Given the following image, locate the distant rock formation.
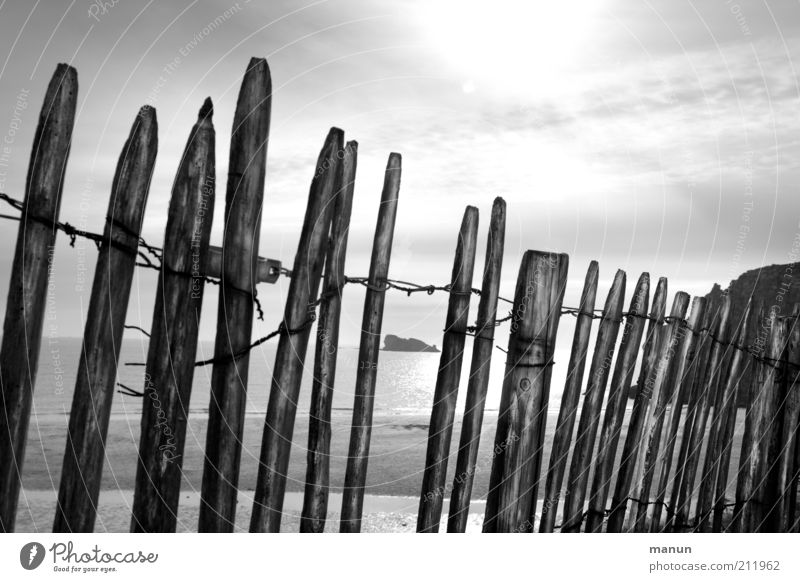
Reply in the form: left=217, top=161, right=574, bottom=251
left=382, top=334, right=439, bottom=353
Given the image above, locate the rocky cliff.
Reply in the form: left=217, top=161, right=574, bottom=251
left=383, top=334, right=439, bottom=352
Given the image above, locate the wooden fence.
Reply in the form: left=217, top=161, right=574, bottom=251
left=0, top=60, right=799, bottom=533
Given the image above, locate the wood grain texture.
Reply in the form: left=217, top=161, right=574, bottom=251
left=340, top=153, right=401, bottom=533
left=627, top=291, right=690, bottom=532
left=670, top=297, right=731, bottom=532
left=199, top=57, right=270, bottom=532
left=131, top=99, right=215, bottom=533
left=54, top=105, right=157, bottom=533
left=250, top=127, right=343, bottom=532
left=649, top=296, right=706, bottom=531
left=0, top=64, right=77, bottom=532
left=416, top=206, right=479, bottom=533
left=300, top=140, right=358, bottom=533
left=775, top=304, right=800, bottom=532
left=585, top=272, right=650, bottom=532
left=538, top=261, right=599, bottom=533
left=560, top=270, right=625, bottom=532
left=483, top=250, right=569, bottom=533
left=606, top=277, right=667, bottom=532
left=446, top=198, right=506, bottom=533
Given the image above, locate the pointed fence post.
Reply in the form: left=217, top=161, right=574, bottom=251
left=538, top=261, right=599, bottom=533
left=250, top=128, right=343, bottom=533
left=301, top=140, right=358, bottom=533
left=340, top=153, right=401, bottom=533
left=131, top=99, right=215, bottom=533
left=606, top=277, right=667, bottom=532
left=447, top=197, right=506, bottom=533
left=54, top=106, right=158, bottom=533
left=417, top=206, right=479, bottom=533
left=199, top=57, right=271, bottom=532
left=0, top=64, right=77, bottom=532
left=585, top=272, right=650, bottom=532
left=560, top=270, right=625, bottom=533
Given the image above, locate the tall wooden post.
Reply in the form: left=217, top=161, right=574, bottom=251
left=671, top=297, right=731, bottom=532
left=340, top=153, right=401, bottom=533
left=417, top=206, right=479, bottom=533
left=0, top=64, right=77, bottom=532
left=628, top=292, right=690, bottom=532
left=708, top=302, right=754, bottom=532
left=538, top=261, right=599, bottom=533
left=301, top=141, right=358, bottom=533
left=606, top=277, right=667, bottom=532
left=54, top=106, right=158, bottom=532
left=250, top=128, right=343, bottom=533
left=199, top=58, right=271, bottom=532
left=649, top=296, right=706, bottom=531
left=483, top=250, right=569, bottom=533
left=776, top=304, right=800, bottom=532
left=560, top=270, right=625, bottom=532
left=585, top=272, right=650, bottom=532
left=131, top=99, right=215, bottom=532
left=447, top=197, right=506, bottom=533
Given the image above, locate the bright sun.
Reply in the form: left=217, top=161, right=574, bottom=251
left=418, top=0, right=603, bottom=98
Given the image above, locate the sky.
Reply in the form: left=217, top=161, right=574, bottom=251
left=0, top=0, right=799, bottom=346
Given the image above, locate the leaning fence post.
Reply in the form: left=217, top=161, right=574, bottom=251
left=739, top=313, right=786, bottom=532
left=585, top=272, right=650, bottom=532
left=130, top=99, right=215, bottom=533
left=250, top=128, right=343, bottom=533
left=538, top=261, right=599, bottom=533
left=446, top=197, right=506, bottom=533
left=707, top=301, right=754, bottom=532
left=54, top=106, right=158, bottom=533
left=606, top=277, right=667, bottom=532
left=483, top=250, right=569, bottom=533
left=300, top=140, right=358, bottom=533
left=776, top=304, right=800, bottom=532
left=649, top=296, right=706, bottom=532
left=417, top=206, right=479, bottom=533
left=199, top=58, right=271, bottom=532
left=0, top=64, right=77, bottom=532
left=560, top=270, right=626, bottom=533
left=671, top=297, right=730, bottom=532
left=627, top=291, right=690, bottom=532
left=340, top=153, right=401, bottom=533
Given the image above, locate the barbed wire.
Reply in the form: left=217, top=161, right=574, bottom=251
left=2, top=192, right=795, bottom=386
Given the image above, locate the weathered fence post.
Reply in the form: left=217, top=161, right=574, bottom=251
left=199, top=57, right=271, bottom=532
left=340, top=153, right=401, bottom=533
left=483, top=250, right=569, bottom=533
left=628, top=291, right=690, bottom=532
left=131, top=99, right=215, bottom=533
left=585, top=272, right=650, bottom=532
left=417, top=206, right=480, bottom=533
left=301, top=140, right=358, bottom=533
left=538, top=261, right=599, bottom=533
left=739, top=313, right=786, bottom=532
left=776, top=304, right=800, bottom=532
left=250, top=128, right=343, bottom=533
left=707, top=301, right=753, bottom=532
left=447, top=197, right=506, bottom=533
left=54, top=106, right=158, bottom=533
left=649, top=296, right=706, bottom=531
left=0, top=64, right=77, bottom=532
left=671, top=297, right=731, bottom=532
left=606, top=277, right=667, bottom=532
left=731, top=303, right=766, bottom=532
left=560, top=270, right=625, bottom=533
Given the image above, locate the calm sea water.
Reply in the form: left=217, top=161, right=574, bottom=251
left=32, top=336, right=577, bottom=421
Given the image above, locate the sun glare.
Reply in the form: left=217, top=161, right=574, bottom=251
left=418, top=0, right=603, bottom=98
